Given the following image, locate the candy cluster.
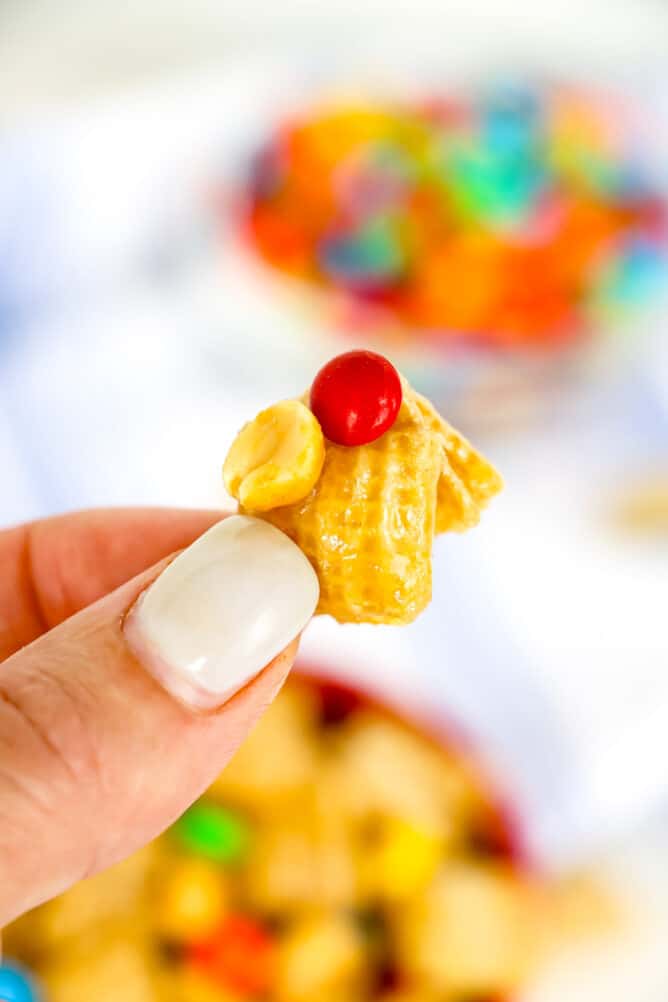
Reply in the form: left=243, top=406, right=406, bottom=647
left=243, top=86, right=667, bottom=348
left=5, top=676, right=534, bottom=1002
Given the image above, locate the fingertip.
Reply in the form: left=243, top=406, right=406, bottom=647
left=123, top=517, right=318, bottom=712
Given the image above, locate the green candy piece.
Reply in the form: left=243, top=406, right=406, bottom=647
left=356, top=217, right=405, bottom=277
left=173, top=802, right=250, bottom=863
left=440, top=138, right=542, bottom=227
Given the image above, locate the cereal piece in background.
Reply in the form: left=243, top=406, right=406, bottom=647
left=41, top=935, right=163, bottom=1002
left=541, top=872, right=620, bottom=948
left=154, top=858, right=227, bottom=943
left=329, top=712, right=481, bottom=838
left=21, top=846, right=156, bottom=955
left=395, top=862, right=538, bottom=994
left=208, top=685, right=321, bottom=810
left=275, top=913, right=367, bottom=1001
left=244, top=788, right=358, bottom=915
left=612, top=474, right=668, bottom=536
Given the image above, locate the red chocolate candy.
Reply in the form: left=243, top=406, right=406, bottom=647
left=310, top=350, right=402, bottom=447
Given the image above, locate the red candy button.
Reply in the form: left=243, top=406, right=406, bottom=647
left=310, top=350, right=402, bottom=446
left=188, top=915, right=275, bottom=996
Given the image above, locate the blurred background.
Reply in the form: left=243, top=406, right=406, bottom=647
left=1, top=1, right=668, bottom=1000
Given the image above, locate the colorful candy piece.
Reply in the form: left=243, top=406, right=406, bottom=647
left=481, top=85, right=539, bottom=159
left=188, top=915, right=275, bottom=995
left=156, top=858, right=227, bottom=942
left=599, top=237, right=666, bottom=307
left=319, top=217, right=405, bottom=288
left=0, top=963, right=40, bottom=1002
left=173, top=802, right=251, bottom=863
left=309, top=350, right=403, bottom=447
left=361, top=817, right=444, bottom=901
left=444, top=143, right=543, bottom=226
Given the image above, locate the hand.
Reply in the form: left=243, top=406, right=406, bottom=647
left=0, top=508, right=318, bottom=926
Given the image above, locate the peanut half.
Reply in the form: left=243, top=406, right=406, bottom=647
left=224, top=400, right=325, bottom=512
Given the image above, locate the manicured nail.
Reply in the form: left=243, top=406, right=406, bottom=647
left=124, top=515, right=319, bottom=710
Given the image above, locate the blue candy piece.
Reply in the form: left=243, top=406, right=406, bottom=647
left=481, top=85, right=540, bottom=158
left=444, top=142, right=544, bottom=226
left=591, top=238, right=666, bottom=315
left=611, top=239, right=666, bottom=304
left=319, top=217, right=405, bottom=286
left=0, top=962, right=40, bottom=1002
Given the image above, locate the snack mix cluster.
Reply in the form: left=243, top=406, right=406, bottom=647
left=223, top=350, right=502, bottom=625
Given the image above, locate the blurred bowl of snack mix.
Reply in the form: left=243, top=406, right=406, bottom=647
left=3, top=669, right=623, bottom=1002
left=208, top=77, right=667, bottom=431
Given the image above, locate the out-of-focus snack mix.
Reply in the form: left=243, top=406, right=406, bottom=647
left=242, top=86, right=667, bottom=350
left=613, top=473, right=668, bottom=536
left=3, top=675, right=616, bottom=1001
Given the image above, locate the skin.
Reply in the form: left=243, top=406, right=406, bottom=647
left=0, top=508, right=298, bottom=927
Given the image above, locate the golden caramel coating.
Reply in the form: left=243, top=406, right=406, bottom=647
left=412, top=388, right=504, bottom=534
left=241, top=381, right=502, bottom=624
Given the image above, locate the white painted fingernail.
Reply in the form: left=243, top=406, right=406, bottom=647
left=124, top=515, right=319, bottom=710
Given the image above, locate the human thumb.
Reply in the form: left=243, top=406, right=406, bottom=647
left=0, top=515, right=318, bottom=925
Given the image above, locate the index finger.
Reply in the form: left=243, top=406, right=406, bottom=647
left=0, top=508, right=223, bottom=660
